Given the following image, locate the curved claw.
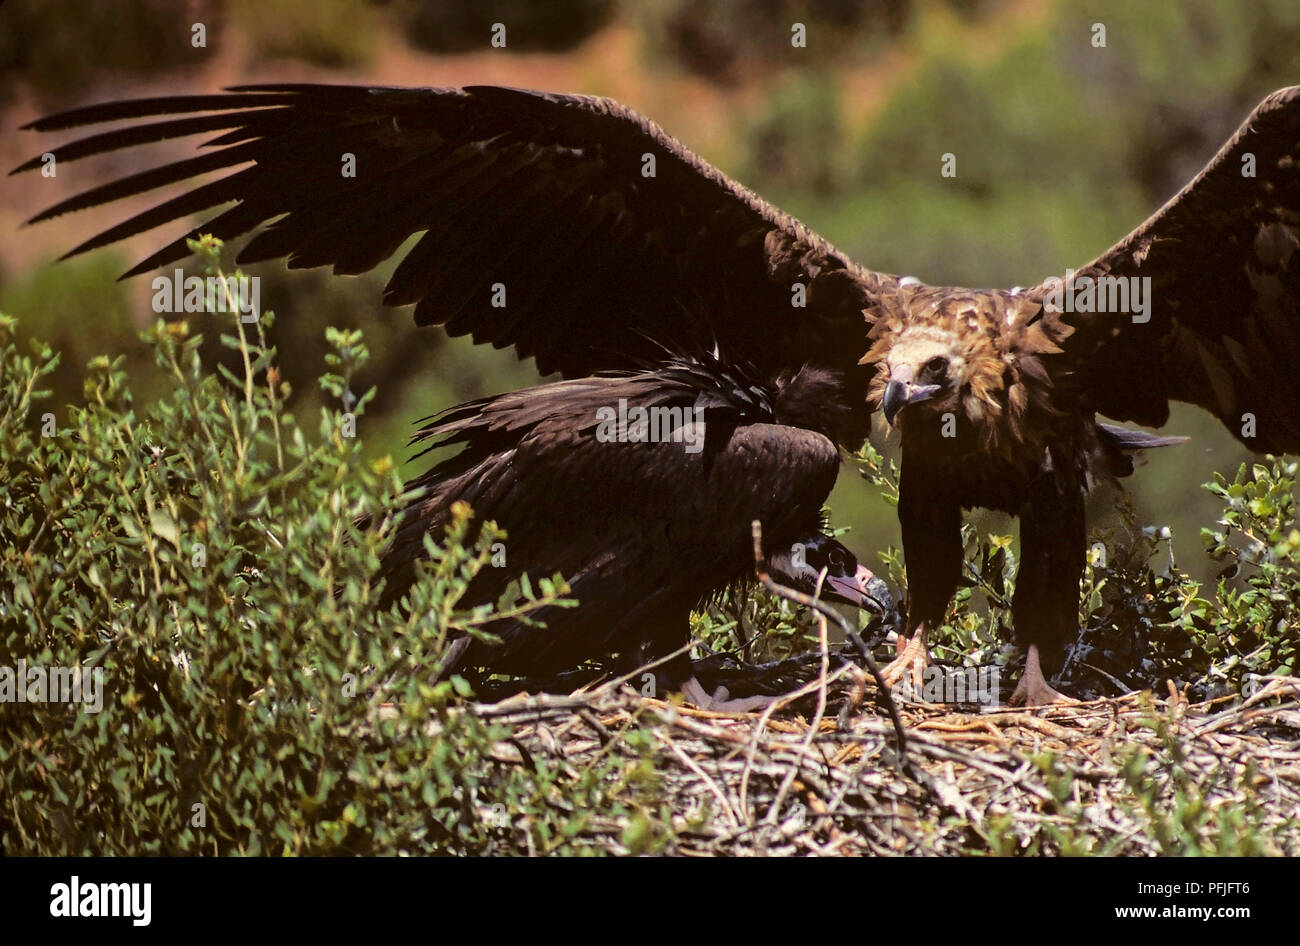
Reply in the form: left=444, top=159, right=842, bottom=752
left=878, top=626, right=929, bottom=692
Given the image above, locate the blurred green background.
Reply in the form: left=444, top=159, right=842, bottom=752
left=2, top=0, right=1298, bottom=590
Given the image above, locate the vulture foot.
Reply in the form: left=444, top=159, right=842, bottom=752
left=878, top=627, right=929, bottom=693
left=680, top=676, right=777, bottom=714
left=1007, top=644, right=1079, bottom=707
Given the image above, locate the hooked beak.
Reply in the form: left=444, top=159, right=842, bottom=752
left=824, top=565, right=894, bottom=614
left=881, top=367, right=941, bottom=427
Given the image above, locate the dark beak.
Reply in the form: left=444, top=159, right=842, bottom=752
left=881, top=381, right=907, bottom=426
left=882, top=380, right=940, bottom=426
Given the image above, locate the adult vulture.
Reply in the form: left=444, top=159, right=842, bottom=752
left=16, top=83, right=1300, bottom=704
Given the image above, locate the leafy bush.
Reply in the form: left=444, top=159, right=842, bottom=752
left=1194, top=460, right=1300, bottom=687
left=0, top=242, right=670, bottom=855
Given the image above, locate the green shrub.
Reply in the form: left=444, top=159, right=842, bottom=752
left=0, top=241, right=669, bottom=855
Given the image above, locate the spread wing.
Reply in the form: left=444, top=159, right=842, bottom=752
left=15, top=83, right=895, bottom=385
left=1036, top=86, right=1300, bottom=453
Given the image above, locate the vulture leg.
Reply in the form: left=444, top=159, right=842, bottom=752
left=880, top=623, right=930, bottom=691
left=1007, top=462, right=1086, bottom=706
left=609, top=612, right=770, bottom=710
left=1009, top=643, right=1079, bottom=707
left=682, top=546, right=890, bottom=713
left=882, top=463, right=963, bottom=691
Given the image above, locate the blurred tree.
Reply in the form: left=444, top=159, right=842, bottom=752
left=0, top=254, right=168, bottom=407
left=227, top=0, right=377, bottom=68
left=386, top=0, right=615, bottom=54
left=1052, top=0, right=1300, bottom=203
left=0, top=0, right=216, bottom=106
left=640, top=0, right=915, bottom=85
left=742, top=71, right=844, bottom=196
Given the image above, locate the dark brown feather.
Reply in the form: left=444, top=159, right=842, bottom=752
left=1038, top=86, right=1300, bottom=452
left=15, top=83, right=897, bottom=428
left=384, top=357, right=848, bottom=678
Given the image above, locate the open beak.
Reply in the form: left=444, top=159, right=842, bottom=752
left=825, top=565, right=894, bottom=614
left=881, top=375, right=941, bottom=426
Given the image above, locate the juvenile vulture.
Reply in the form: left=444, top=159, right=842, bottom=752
left=381, top=352, right=892, bottom=702
left=17, top=83, right=1300, bottom=704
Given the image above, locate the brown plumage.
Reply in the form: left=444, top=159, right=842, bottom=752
left=374, top=355, right=889, bottom=686
left=17, top=83, right=1300, bottom=703
left=866, top=286, right=1189, bottom=702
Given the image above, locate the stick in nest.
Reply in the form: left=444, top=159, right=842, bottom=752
left=750, top=520, right=907, bottom=756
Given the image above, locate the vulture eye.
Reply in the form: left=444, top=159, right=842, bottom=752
left=924, top=356, right=949, bottom=377
left=829, top=547, right=848, bottom=569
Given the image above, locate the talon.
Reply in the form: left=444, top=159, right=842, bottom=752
left=878, top=625, right=929, bottom=692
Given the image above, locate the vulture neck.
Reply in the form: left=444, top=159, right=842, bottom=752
left=772, top=364, right=867, bottom=449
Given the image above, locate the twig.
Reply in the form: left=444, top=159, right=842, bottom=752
left=764, top=571, right=833, bottom=830
left=750, top=519, right=907, bottom=756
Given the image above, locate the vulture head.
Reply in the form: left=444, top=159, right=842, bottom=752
left=766, top=535, right=894, bottom=615
left=866, top=290, right=1022, bottom=432
left=878, top=334, right=958, bottom=427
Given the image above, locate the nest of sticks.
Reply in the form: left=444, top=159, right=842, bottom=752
left=465, top=671, right=1300, bottom=855
left=440, top=526, right=1299, bottom=855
